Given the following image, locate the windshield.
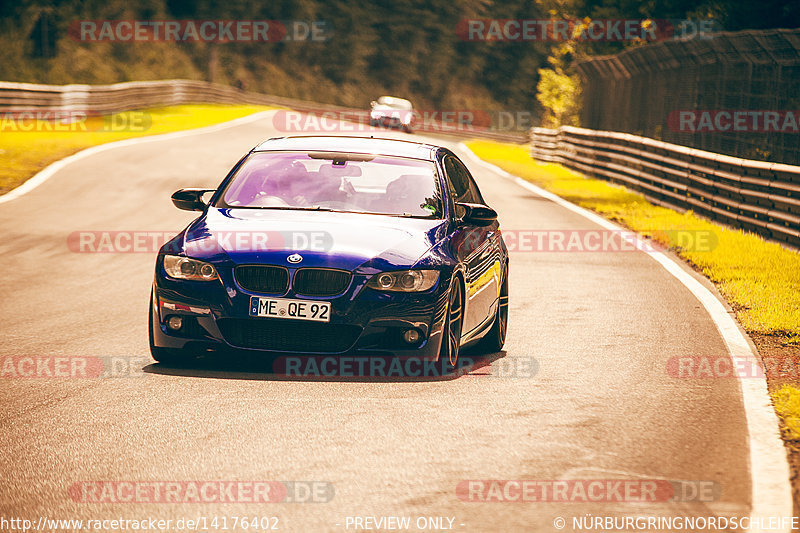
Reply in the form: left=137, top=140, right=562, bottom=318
left=216, top=151, right=443, bottom=218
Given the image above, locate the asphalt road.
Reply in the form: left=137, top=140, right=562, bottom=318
left=0, top=112, right=752, bottom=532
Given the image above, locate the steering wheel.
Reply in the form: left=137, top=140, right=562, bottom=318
left=249, top=194, right=291, bottom=207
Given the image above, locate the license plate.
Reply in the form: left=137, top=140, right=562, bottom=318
left=249, top=297, right=331, bottom=323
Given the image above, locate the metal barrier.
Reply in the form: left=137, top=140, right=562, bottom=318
left=531, top=126, right=800, bottom=248
left=575, top=29, right=800, bottom=165
left=0, top=79, right=525, bottom=143
left=0, top=79, right=334, bottom=113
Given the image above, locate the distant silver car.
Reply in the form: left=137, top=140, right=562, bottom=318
left=369, top=96, right=415, bottom=133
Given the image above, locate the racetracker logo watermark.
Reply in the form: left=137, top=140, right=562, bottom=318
left=67, top=231, right=333, bottom=253
left=668, top=110, right=800, bottom=133
left=273, top=356, right=538, bottom=379
left=465, top=229, right=717, bottom=253
left=456, top=19, right=717, bottom=42
left=69, top=20, right=329, bottom=42
left=0, top=356, right=148, bottom=379
left=0, top=110, right=151, bottom=133
left=273, top=109, right=539, bottom=133
left=69, top=481, right=333, bottom=503
left=456, top=479, right=719, bottom=502
left=667, top=356, right=800, bottom=379
left=273, top=109, right=493, bottom=133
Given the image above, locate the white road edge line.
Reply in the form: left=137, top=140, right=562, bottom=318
left=0, top=109, right=279, bottom=205
left=457, top=142, right=793, bottom=531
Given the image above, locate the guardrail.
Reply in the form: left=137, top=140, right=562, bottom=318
left=530, top=126, right=800, bottom=248
left=0, top=79, right=525, bottom=143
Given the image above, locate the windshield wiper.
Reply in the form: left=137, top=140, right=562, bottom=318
left=242, top=206, right=432, bottom=218
left=244, top=205, right=336, bottom=211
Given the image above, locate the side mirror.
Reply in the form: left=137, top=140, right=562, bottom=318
left=456, top=202, right=497, bottom=227
left=171, top=188, right=215, bottom=211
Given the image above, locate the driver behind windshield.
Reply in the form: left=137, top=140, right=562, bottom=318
left=259, top=161, right=314, bottom=205
left=219, top=152, right=441, bottom=218
left=260, top=161, right=348, bottom=207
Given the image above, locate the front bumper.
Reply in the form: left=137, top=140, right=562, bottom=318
left=151, top=262, right=450, bottom=359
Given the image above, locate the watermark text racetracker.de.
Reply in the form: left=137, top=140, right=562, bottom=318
left=67, top=229, right=717, bottom=254
left=0, top=110, right=151, bottom=133
left=69, top=20, right=329, bottom=42
left=668, top=109, right=800, bottom=133
left=273, top=355, right=538, bottom=379
left=456, top=18, right=717, bottom=42
left=271, top=109, right=537, bottom=133
left=67, top=230, right=333, bottom=253
left=457, top=479, right=720, bottom=502
left=470, top=229, right=717, bottom=253
left=667, top=355, right=800, bottom=379
left=1, top=356, right=149, bottom=379
left=69, top=481, right=333, bottom=503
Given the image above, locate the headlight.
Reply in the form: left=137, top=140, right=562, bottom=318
left=367, top=270, right=439, bottom=292
left=163, top=255, right=218, bottom=281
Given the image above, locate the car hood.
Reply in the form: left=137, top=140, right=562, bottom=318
left=182, top=208, right=446, bottom=272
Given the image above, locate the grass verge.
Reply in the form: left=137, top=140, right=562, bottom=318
left=775, top=385, right=800, bottom=439
left=0, top=104, right=273, bottom=195
left=467, top=139, right=800, bottom=506
left=466, top=140, right=800, bottom=337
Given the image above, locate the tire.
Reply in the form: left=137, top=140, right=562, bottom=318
left=148, top=290, right=193, bottom=366
left=402, top=124, right=413, bottom=134
left=438, top=278, right=464, bottom=368
left=476, top=266, right=509, bottom=354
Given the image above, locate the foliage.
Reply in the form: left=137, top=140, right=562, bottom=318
left=536, top=43, right=581, bottom=127
left=1, top=0, right=798, bottom=125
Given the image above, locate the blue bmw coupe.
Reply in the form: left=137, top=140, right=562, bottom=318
left=150, top=136, right=509, bottom=367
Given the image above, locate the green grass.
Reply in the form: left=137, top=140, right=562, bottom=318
left=466, top=140, right=800, bottom=338
left=466, top=139, right=800, bottom=438
left=0, top=104, right=273, bottom=194
left=774, top=385, right=800, bottom=439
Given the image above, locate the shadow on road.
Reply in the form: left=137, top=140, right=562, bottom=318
left=142, top=349, right=508, bottom=383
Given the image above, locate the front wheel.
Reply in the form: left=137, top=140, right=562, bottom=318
left=439, top=279, right=464, bottom=368
left=476, top=266, right=508, bottom=353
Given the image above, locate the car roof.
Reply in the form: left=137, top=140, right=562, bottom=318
left=376, top=96, right=413, bottom=108
left=253, top=136, right=440, bottom=161
left=378, top=96, right=411, bottom=104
